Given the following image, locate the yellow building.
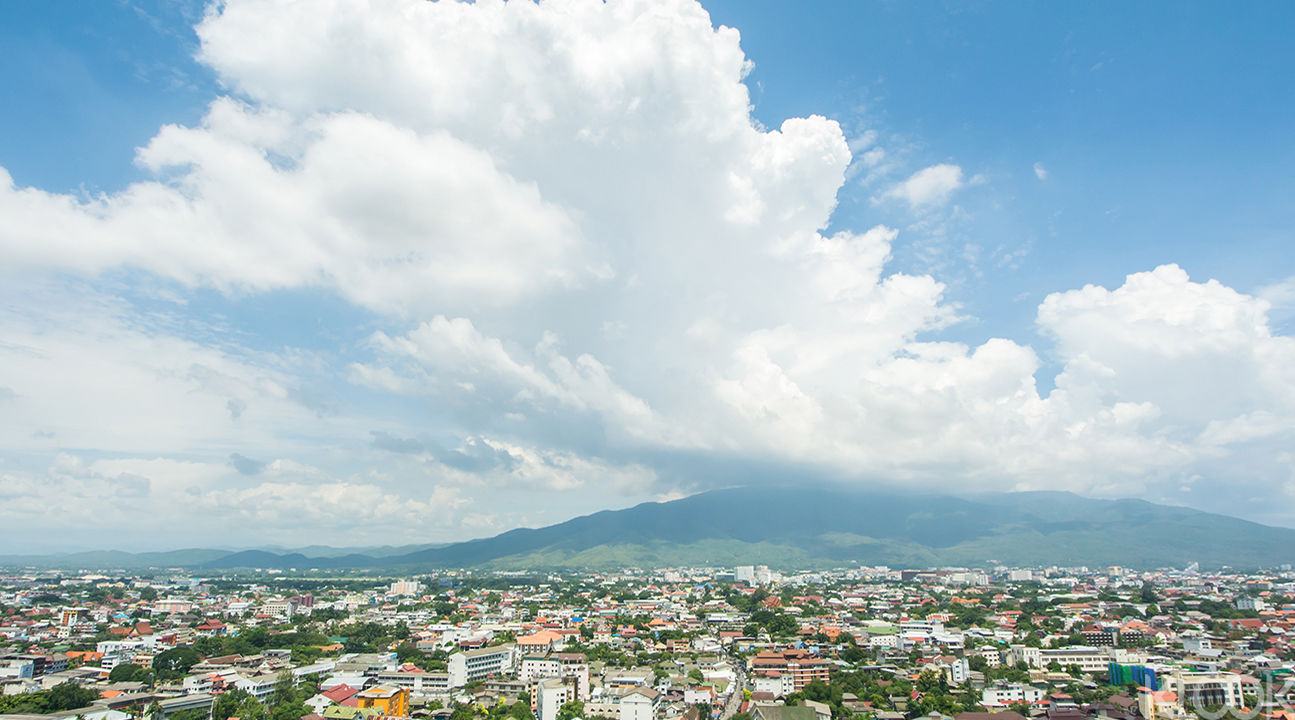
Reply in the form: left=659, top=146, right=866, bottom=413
left=355, top=686, right=410, bottom=718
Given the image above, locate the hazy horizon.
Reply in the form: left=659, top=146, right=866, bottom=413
left=0, top=484, right=1284, bottom=557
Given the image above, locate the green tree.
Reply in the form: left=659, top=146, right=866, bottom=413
left=840, top=645, right=867, bottom=664
left=237, top=697, right=267, bottom=720
left=214, top=689, right=252, bottom=720
left=270, top=701, right=310, bottom=720
left=46, top=683, right=101, bottom=712
left=241, top=626, right=272, bottom=649
left=139, top=587, right=159, bottom=601
left=272, top=670, right=297, bottom=707
left=392, top=621, right=411, bottom=641
left=801, top=680, right=831, bottom=704
left=152, top=646, right=201, bottom=678
left=915, top=670, right=948, bottom=695
left=395, top=643, right=426, bottom=665
left=504, top=701, right=533, bottom=720
left=557, top=701, right=585, bottom=720
left=108, top=663, right=150, bottom=683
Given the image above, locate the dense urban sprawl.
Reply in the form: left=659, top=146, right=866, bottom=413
left=0, top=565, right=1292, bottom=720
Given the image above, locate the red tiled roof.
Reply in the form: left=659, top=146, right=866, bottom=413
left=322, top=685, right=359, bottom=703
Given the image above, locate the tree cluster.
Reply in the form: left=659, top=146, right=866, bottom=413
left=0, top=682, right=101, bottom=714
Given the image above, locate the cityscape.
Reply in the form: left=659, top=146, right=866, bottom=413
left=2, top=3, right=1294, bottom=720
left=0, top=565, right=1292, bottom=720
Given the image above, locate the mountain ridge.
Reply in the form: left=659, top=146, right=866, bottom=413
left=3, top=487, right=1291, bottom=571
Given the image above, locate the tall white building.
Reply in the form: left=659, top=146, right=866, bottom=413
left=447, top=644, right=515, bottom=687
left=537, top=677, right=574, bottom=720
left=390, top=580, right=423, bottom=596
left=948, top=657, right=969, bottom=685
left=1019, top=646, right=1111, bottom=673
left=754, top=566, right=780, bottom=585
left=1162, top=671, right=1244, bottom=710
left=263, top=599, right=297, bottom=618
left=520, top=653, right=590, bottom=701
left=1236, top=597, right=1266, bottom=612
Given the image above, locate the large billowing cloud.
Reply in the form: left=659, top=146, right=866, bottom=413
left=0, top=0, right=1293, bottom=549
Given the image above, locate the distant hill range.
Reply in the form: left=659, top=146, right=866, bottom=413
left=5, top=487, right=1292, bottom=571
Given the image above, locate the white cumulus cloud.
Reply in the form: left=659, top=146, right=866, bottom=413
left=0, top=0, right=1294, bottom=546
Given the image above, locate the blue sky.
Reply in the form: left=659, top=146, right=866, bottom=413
left=713, top=0, right=1295, bottom=337
left=1, top=0, right=1294, bottom=551
left=6, top=1, right=1294, bottom=344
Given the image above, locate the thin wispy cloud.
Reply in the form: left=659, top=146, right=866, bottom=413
left=884, top=163, right=965, bottom=207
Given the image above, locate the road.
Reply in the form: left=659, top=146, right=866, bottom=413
left=720, top=660, right=747, bottom=720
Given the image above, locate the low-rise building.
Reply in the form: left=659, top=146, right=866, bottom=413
left=355, top=686, right=410, bottom=717
left=981, top=683, right=1045, bottom=708
left=618, top=687, right=659, bottom=720
left=749, top=650, right=830, bottom=691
